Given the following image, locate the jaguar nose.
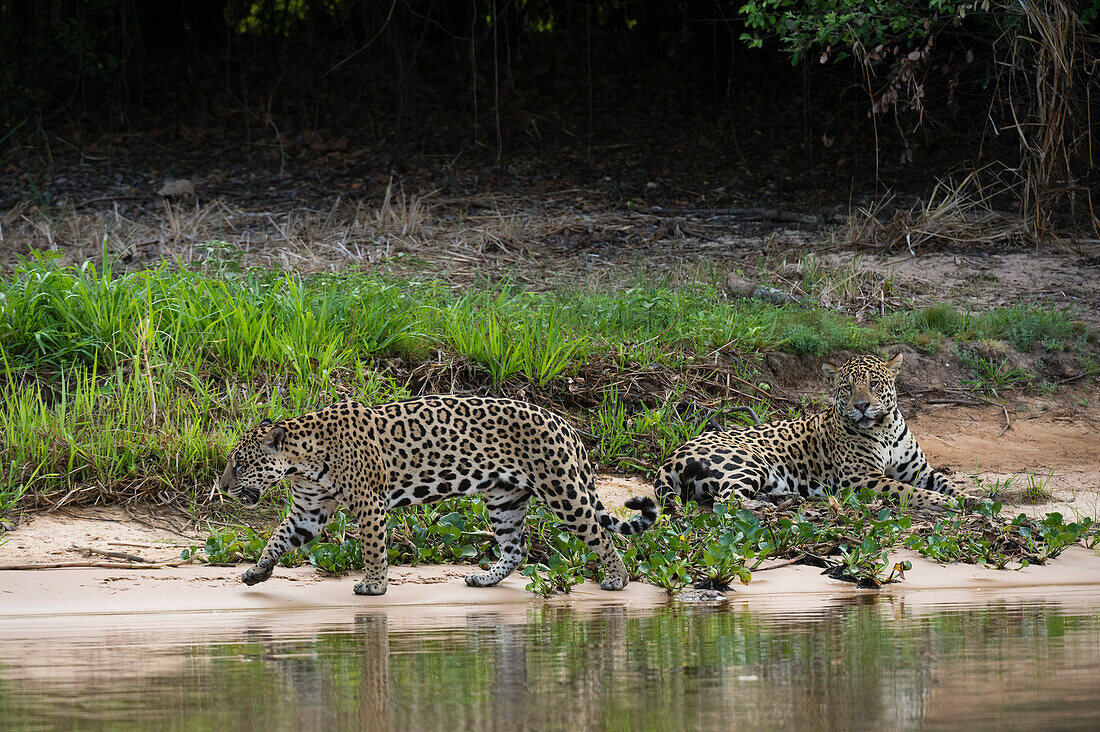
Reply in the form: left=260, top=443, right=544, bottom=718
left=853, top=400, right=871, bottom=414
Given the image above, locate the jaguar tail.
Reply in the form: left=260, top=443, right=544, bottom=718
left=598, top=496, right=659, bottom=536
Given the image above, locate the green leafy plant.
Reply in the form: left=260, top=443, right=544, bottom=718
left=521, top=556, right=586, bottom=597
left=192, top=486, right=1097, bottom=598
left=835, top=539, right=892, bottom=586
left=195, top=526, right=268, bottom=565
left=637, top=551, right=693, bottom=595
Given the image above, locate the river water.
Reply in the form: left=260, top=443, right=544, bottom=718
left=2, top=590, right=1099, bottom=730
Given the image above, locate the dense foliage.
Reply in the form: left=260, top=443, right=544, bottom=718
left=3, top=1, right=1094, bottom=233
left=3, top=0, right=1095, bottom=124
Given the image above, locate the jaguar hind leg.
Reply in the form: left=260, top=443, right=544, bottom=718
left=538, top=486, right=630, bottom=590
left=657, top=453, right=772, bottom=509
left=654, top=456, right=724, bottom=508
left=466, top=486, right=531, bottom=588
left=711, top=461, right=772, bottom=505
left=846, top=474, right=951, bottom=511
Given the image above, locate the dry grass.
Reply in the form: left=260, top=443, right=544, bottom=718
left=2, top=197, right=387, bottom=272
left=373, top=180, right=433, bottom=239
left=1001, top=0, right=1097, bottom=236
left=0, top=188, right=755, bottom=287
left=0, top=193, right=509, bottom=275
left=795, top=256, right=903, bottom=320
left=836, top=172, right=1032, bottom=253
left=760, top=238, right=906, bottom=320
left=843, top=0, right=1097, bottom=241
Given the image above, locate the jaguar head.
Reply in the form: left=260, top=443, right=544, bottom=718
left=821, top=354, right=902, bottom=430
left=219, top=419, right=290, bottom=505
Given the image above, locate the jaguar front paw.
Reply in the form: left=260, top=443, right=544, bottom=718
left=600, top=575, right=627, bottom=591
left=241, top=563, right=274, bottom=586
left=354, top=580, right=388, bottom=596
left=465, top=572, right=501, bottom=587
left=961, top=495, right=988, bottom=512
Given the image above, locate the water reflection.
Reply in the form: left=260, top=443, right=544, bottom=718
left=2, top=594, right=1099, bottom=730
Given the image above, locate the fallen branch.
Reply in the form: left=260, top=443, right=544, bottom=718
left=71, top=545, right=151, bottom=563
left=106, top=541, right=188, bottom=549
left=643, top=206, right=822, bottom=225
left=940, top=392, right=1011, bottom=435
left=753, top=554, right=808, bottom=572
left=0, top=559, right=195, bottom=571
left=1055, top=368, right=1100, bottom=385
left=998, top=403, right=1012, bottom=437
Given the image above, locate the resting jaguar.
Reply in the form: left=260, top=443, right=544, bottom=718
left=654, top=354, right=959, bottom=510
left=219, top=395, right=657, bottom=595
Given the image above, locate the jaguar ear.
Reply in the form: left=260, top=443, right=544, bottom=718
left=821, top=362, right=838, bottom=381
left=885, top=353, right=903, bottom=375
left=261, top=425, right=286, bottom=454
left=260, top=418, right=273, bottom=427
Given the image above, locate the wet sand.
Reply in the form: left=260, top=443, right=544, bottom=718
left=2, top=545, right=1098, bottom=624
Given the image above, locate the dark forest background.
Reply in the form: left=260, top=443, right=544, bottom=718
left=1, top=1, right=1096, bottom=235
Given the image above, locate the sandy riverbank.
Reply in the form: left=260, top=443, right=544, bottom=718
left=2, top=541, right=1098, bottom=622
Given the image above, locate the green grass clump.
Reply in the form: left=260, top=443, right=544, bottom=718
left=956, top=347, right=1030, bottom=396
left=590, top=387, right=711, bottom=471
left=1, top=256, right=1085, bottom=383
left=431, top=291, right=588, bottom=386
left=0, top=358, right=409, bottom=510
left=905, top=302, right=964, bottom=339
left=0, top=254, right=427, bottom=376
left=975, top=304, right=1084, bottom=352
left=888, top=302, right=1084, bottom=353
left=776, top=309, right=878, bottom=355
left=0, top=254, right=1093, bottom=518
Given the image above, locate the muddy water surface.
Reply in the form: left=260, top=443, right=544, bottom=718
left=2, top=591, right=1099, bottom=730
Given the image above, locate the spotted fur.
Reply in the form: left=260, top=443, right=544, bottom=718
left=219, top=395, right=657, bottom=595
left=654, top=354, right=958, bottom=510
